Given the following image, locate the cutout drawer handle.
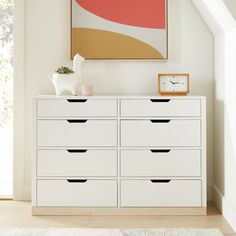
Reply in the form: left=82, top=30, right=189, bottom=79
left=151, top=149, right=171, bottom=153
left=67, top=99, right=87, bottom=103
left=150, top=99, right=170, bottom=103
left=67, top=179, right=88, bottom=183
left=151, top=180, right=171, bottom=183
left=67, top=120, right=88, bottom=123
left=150, top=120, right=171, bottom=123
left=67, top=149, right=87, bottom=153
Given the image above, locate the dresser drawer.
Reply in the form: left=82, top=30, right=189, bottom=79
left=37, top=180, right=117, bottom=207
left=121, top=120, right=201, bottom=147
left=37, top=120, right=117, bottom=147
left=37, top=99, right=117, bottom=117
left=121, top=180, right=202, bottom=207
left=121, top=150, right=201, bottom=177
left=121, top=99, right=201, bottom=117
left=37, top=150, right=117, bottom=177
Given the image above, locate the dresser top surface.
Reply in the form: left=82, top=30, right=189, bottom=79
left=34, top=95, right=206, bottom=100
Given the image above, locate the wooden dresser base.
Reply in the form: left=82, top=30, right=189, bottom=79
left=32, top=207, right=207, bottom=216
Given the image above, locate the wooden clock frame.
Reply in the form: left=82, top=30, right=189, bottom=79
left=158, top=73, right=190, bottom=96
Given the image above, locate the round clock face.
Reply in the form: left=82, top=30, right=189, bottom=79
left=160, top=75, right=188, bottom=93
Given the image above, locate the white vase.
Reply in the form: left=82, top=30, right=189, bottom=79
left=51, top=73, right=78, bottom=96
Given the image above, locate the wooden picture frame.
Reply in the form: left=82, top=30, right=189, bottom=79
left=71, top=0, right=168, bottom=60
left=158, top=74, right=190, bottom=96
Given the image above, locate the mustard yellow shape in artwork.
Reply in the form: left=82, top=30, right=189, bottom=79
left=71, top=28, right=164, bottom=59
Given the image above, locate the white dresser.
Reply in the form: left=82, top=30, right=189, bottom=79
left=32, top=95, right=206, bottom=215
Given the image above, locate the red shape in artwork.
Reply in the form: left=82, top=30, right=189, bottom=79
left=75, top=0, right=166, bottom=29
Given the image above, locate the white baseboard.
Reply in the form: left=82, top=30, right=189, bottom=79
left=213, top=185, right=236, bottom=231
left=212, top=185, right=222, bottom=211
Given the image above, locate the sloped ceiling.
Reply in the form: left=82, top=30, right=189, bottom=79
left=192, top=0, right=236, bottom=35
left=223, top=0, right=236, bottom=21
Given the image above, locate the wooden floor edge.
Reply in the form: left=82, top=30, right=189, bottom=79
left=32, top=207, right=207, bottom=216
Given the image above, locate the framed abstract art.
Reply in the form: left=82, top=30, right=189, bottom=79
left=71, top=0, right=168, bottom=60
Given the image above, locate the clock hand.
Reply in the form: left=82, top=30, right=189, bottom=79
left=170, top=81, right=180, bottom=85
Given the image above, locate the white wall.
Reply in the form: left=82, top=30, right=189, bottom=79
left=213, top=29, right=236, bottom=232
left=21, top=0, right=214, bottom=199
left=192, top=0, right=236, bottom=230
left=213, top=22, right=236, bottom=234
left=214, top=33, right=225, bottom=200
left=13, top=0, right=25, bottom=200
left=193, top=0, right=236, bottom=230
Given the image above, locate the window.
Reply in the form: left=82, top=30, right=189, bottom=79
left=0, top=0, right=13, bottom=198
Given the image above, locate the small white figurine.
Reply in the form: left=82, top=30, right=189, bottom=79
left=51, top=54, right=85, bottom=96
left=73, top=53, right=85, bottom=80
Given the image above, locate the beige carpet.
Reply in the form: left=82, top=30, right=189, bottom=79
left=0, top=228, right=224, bottom=236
